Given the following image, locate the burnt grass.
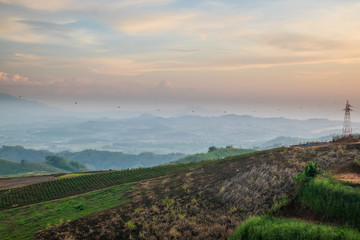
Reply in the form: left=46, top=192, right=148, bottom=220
left=37, top=143, right=360, bottom=240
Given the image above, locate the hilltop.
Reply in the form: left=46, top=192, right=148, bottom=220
left=1, top=141, right=360, bottom=239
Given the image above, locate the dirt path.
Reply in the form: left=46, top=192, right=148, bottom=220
left=336, top=173, right=360, bottom=183
left=0, top=176, right=55, bottom=190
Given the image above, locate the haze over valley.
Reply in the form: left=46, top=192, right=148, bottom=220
left=1, top=93, right=355, bottom=155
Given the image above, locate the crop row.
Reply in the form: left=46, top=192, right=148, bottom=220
left=0, top=161, right=208, bottom=209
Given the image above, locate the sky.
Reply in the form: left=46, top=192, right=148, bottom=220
left=1, top=0, right=360, bottom=120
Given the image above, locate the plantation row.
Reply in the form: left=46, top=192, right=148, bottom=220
left=0, top=161, right=208, bottom=209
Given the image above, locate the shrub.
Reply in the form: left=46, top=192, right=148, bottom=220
left=125, top=220, right=135, bottom=230
left=229, top=215, right=360, bottom=240
left=293, top=160, right=319, bottom=183
left=354, top=159, right=360, bottom=166
left=298, top=177, right=360, bottom=226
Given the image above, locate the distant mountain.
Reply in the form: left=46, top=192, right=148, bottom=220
left=0, top=93, right=66, bottom=124
left=0, top=145, right=186, bottom=171
left=259, top=135, right=334, bottom=149
left=0, top=93, right=353, bottom=153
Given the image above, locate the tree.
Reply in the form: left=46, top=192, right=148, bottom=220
left=208, top=146, right=217, bottom=153
left=45, top=155, right=71, bottom=171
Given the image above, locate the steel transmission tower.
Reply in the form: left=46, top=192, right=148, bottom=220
left=342, top=100, right=353, bottom=137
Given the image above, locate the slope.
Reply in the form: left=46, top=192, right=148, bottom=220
left=35, top=142, right=360, bottom=240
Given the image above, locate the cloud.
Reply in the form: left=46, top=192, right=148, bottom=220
left=0, top=18, right=44, bottom=43
left=169, top=48, right=200, bottom=53
left=117, top=12, right=199, bottom=35
left=14, top=53, right=41, bottom=60
left=0, top=0, right=72, bottom=11
left=0, top=72, right=42, bottom=86
left=156, top=80, right=173, bottom=91
left=261, top=32, right=345, bottom=52
left=116, top=10, right=249, bottom=38
left=0, top=0, right=173, bottom=11
left=86, top=57, right=159, bottom=76
left=0, top=16, right=98, bottom=46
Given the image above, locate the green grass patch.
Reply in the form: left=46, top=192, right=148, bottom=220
left=0, top=183, right=132, bottom=240
left=298, top=177, right=360, bottom=226
left=57, top=173, right=89, bottom=178
left=229, top=215, right=360, bottom=240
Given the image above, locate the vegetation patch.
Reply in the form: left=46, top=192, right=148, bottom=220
left=229, top=215, right=360, bottom=240
left=293, top=160, right=319, bottom=183
left=298, top=177, right=360, bottom=226
left=57, top=173, right=89, bottom=178
left=0, top=184, right=131, bottom=240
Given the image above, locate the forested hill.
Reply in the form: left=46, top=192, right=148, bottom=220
left=0, top=158, right=67, bottom=178
left=0, top=145, right=186, bottom=170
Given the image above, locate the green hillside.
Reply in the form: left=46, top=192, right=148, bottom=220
left=171, top=146, right=255, bottom=163
left=0, top=159, right=67, bottom=178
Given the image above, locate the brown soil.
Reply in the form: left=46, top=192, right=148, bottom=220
left=37, top=143, right=360, bottom=240
left=0, top=176, right=55, bottom=190
left=336, top=173, right=360, bottom=183
left=332, top=161, right=360, bottom=183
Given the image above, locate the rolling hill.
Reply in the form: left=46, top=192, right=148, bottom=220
left=1, top=141, right=360, bottom=239
left=0, top=145, right=186, bottom=171
left=0, top=158, right=68, bottom=178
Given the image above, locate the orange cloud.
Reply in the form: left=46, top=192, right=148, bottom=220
left=0, top=72, right=42, bottom=86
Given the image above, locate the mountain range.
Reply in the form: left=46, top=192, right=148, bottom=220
left=0, top=93, right=354, bottom=153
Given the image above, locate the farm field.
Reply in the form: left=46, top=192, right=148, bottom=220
left=0, top=160, right=210, bottom=209
left=0, top=184, right=131, bottom=240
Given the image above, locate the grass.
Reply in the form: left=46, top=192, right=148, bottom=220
left=57, top=173, right=89, bottom=178
left=0, top=183, right=132, bottom=240
left=229, top=215, right=360, bottom=240
left=298, top=177, right=360, bottom=226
